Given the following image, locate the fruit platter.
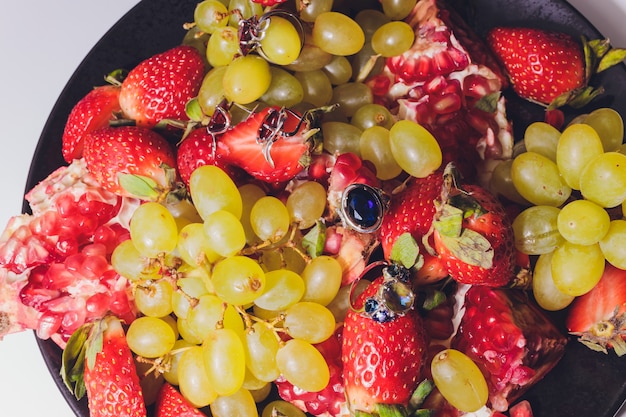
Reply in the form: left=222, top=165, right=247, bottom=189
left=1, top=0, right=625, bottom=416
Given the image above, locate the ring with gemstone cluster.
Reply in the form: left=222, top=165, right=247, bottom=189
left=339, top=183, right=389, bottom=233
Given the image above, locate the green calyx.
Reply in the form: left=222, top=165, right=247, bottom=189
left=352, top=380, right=436, bottom=417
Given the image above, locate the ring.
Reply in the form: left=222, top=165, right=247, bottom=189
left=339, top=183, right=389, bottom=234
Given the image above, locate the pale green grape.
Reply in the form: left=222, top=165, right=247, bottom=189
left=295, top=69, right=333, bottom=107
left=260, top=16, right=302, bottom=66
left=599, top=219, right=626, bottom=269
left=238, top=183, right=266, bottom=245
left=381, top=0, right=418, bottom=19
left=284, top=301, right=336, bottom=344
left=511, top=205, right=564, bottom=255
left=580, top=152, right=626, bottom=208
left=300, top=255, right=343, bottom=306
left=355, top=9, right=390, bottom=40
left=489, top=159, right=529, bottom=205
left=322, top=121, right=363, bottom=156
left=431, top=349, right=488, bottom=413
left=178, top=223, right=220, bottom=266
left=312, top=12, right=365, bottom=56
left=126, top=316, right=177, bottom=358
left=198, top=66, right=227, bottom=116
left=178, top=346, right=217, bottom=407
left=326, top=279, right=370, bottom=323
left=371, top=21, right=415, bottom=57
left=360, top=125, right=403, bottom=180
left=523, top=121, right=560, bottom=161
left=163, top=339, right=195, bottom=386
left=134, top=279, right=174, bottom=317
left=350, top=41, right=386, bottom=81
left=206, top=26, right=240, bottom=67
left=212, top=256, right=266, bottom=305
left=551, top=241, right=605, bottom=296
left=210, top=388, right=258, bottom=417
left=389, top=120, right=442, bottom=177
left=172, top=274, right=211, bottom=319
left=557, top=199, right=610, bottom=245
left=187, top=294, right=244, bottom=337
left=351, top=103, right=395, bottom=131
left=583, top=107, right=624, bottom=152
left=511, top=151, right=571, bottom=206
left=189, top=165, right=243, bottom=220
left=556, top=123, right=604, bottom=190
left=254, top=269, right=305, bottom=311
left=276, top=338, right=330, bottom=392
left=203, top=327, right=246, bottom=396
left=194, top=0, right=229, bottom=34
left=111, top=239, right=158, bottom=281
left=286, top=181, right=327, bottom=229
left=130, top=202, right=178, bottom=258
left=260, top=66, right=304, bottom=108
left=322, top=55, right=353, bottom=85
left=178, top=316, right=204, bottom=345
left=299, top=0, right=333, bottom=22
left=204, top=210, right=246, bottom=257
left=244, top=369, right=270, bottom=392
left=330, top=82, right=373, bottom=118
left=250, top=196, right=291, bottom=242
left=262, top=400, right=307, bottom=417
left=532, top=251, right=575, bottom=311
left=228, top=0, right=263, bottom=27
left=285, top=33, right=333, bottom=72
left=223, top=55, right=272, bottom=104
left=244, top=321, right=281, bottom=382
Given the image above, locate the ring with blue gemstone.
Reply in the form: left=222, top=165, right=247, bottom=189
left=339, top=183, right=389, bottom=233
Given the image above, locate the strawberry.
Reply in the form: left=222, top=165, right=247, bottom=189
left=487, top=27, right=626, bottom=108
left=83, top=126, right=176, bottom=199
left=155, top=383, right=205, bottom=417
left=433, top=183, right=515, bottom=287
left=176, top=127, right=234, bottom=187
left=62, top=85, right=121, bottom=163
left=566, top=262, right=626, bottom=356
left=251, top=0, right=287, bottom=6
left=119, top=45, right=205, bottom=128
left=341, top=264, right=428, bottom=414
left=62, top=316, right=146, bottom=417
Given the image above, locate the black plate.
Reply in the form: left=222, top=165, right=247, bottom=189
left=26, top=0, right=626, bottom=416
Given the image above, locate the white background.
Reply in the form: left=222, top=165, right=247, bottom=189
left=0, top=1, right=625, bottom=416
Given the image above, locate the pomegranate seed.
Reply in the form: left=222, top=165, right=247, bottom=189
left=80, top=255, right=110, bottom=280
left=43, top=263, right=77, bottom=289
left=86, top=292, right=112, bottom=318
left=432, top=93, right=462, bottom=114
left=36, top=312, right=62, bottom=340
left=81, top=243, right=108, bottom=258
left=55, top=194, right=79, bottom=218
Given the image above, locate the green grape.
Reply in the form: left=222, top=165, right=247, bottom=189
left=276, top=338, right=330, bottom=392
left=431, top=349, right=488, bottom=413
left=163, top=339, right=195, bottom=386
left=360, top=125, right=403, bottom=180
left=389, top=120, right=442, bottom=177
left=351, top=103, right=395, bottom=131
left=260, top=246, right=307, bottom=274
left=204, top=210, right=246, bottom=257
left=580, top=152, right=626, bottom=208
left=172, top=274, right=211, bottom=319
left=260, top=66, right=304, bottom=108
left=212, top=256, right=266, bottom=305
left=182, top=26, right=211, bottom=66
left=557, top=199, right=610, bottom=245
left=511, top=205, right=564, bottom=255
left=583, top=107, right=624, bottom=152
left=178, top=223, right=220, bottom=267
left=300, top=256, right=342, bottom=306
left=210, top=388, right=258, bottom=417
left=262, top=400, right=307, bottom=417
left=322, top=55, right=353, bottom=85
left=284, top=301, right=336, bottom=344
left=203, top=327, right=246, bottom=396
left=238, top=183, right=266, bottom=245
left=355, top=9, right=390, bottom=40
left=244, top=369, right=270, bottom=392
left=286, top=181, right=327, bottom=229
left=126, top=316, right=177, bottom=358
left=111, top=239, right=158, bottom=281
left=260, top=16, right=302, bottom=66
left=228, top=0, right=263, bottom=27
left=294, top=69, right=333, bottom=107
left=381, top=0, right=418, bottom=20
left=244, top=321, right=281, bottom=382
left=134, top=279, right=174, bottom=317
left=312, top=12, right=365, bottom=56
left=206, top=26, right=240, bottom=67
left=350, top=41, right=386, bottom=81
left=556, top=123, right=604, bottom=190
left=523, top=121, right=561, bottom=161
left=299, top=0, right=333, bottom=22
left=177, top=346, right=217, bottom=407
left=326, top=278, right=370, bottom=323
left=285, top=32, right=333, bottom=72
left=330, top=82, right=373, bottom=118
left=223, top=55, right=272, bottom=104
left=187, top=294, right=244, bottom=337
left=250, top=196, right=291, bottom=242
left=322, top=121, right=363, bottom=156
left=551, top=241, right=605, bottom=296
left=254, top=269, right=305, bottom=311
left=177, top=316, right=204, bottom=345
left=532, top=251, right=575, bottom=311
left=489, top=159, right=529, bottom=205
left=194, top=0, right=229, bottom=34
left=189, top=165, right=243, bottom=220
left=371, top=21, right=415, bottom=57
left=198, top=66, right=227, bottom=116
left=599, top=219, right=626, bottom=269
left=130, top=202, right=178, bottom=258
left=511, top=151, right=571, bottom=206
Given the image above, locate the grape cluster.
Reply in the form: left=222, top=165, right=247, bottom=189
left=491, top=108, right=626, bottom=310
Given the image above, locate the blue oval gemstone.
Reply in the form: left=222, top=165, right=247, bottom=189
left=344, top=184, right=383, bottom=232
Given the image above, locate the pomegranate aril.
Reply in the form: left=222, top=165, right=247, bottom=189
left=86, top=292, right=112, bottom=318
left=36, top=311, right=62, bottom=340
left=42, top=263, right=76, bottom=289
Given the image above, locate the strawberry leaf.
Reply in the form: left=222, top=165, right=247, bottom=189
left=61, top=324, right=92, bottom=400
left=597, top=47, right=626, bottom=73
left=85, top=321, right=105, bottom=371
left=408, top=379, right=435, bottom=411
left=118, top=173, right=161, bottom=200
left=375, top=403, right=409, bottom=417
left=433, top=204, right=463, bottom=238
left=438, top=229, right=494, bottom=269
left=302, top=221, right=326, bottom=258
left=390, top=232, right=421, bottom=269
left=474, top=92, right=501, bottom=113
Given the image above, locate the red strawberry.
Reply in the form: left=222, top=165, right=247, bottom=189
left=341, top=264, right=428, bottom=414
left=251, top=0, right=287, bottom=6
left=61, top=85, right=121, bottom=163
left=487, top=27, right=626, bottom=108
left=215, top=106, right=316, bottom=183
left=433, top=183, right=515, bottom=287
left=155, top=383, right=205, bottom=417
left=176, top=127, right=234, bottom=186
left=119, top=45, right=205, bottom=128
left=81, top=316, right=146, bottom=417
left=566, top=262, right=626, bottom=356
left=83, top=126, right=176, bottom=199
